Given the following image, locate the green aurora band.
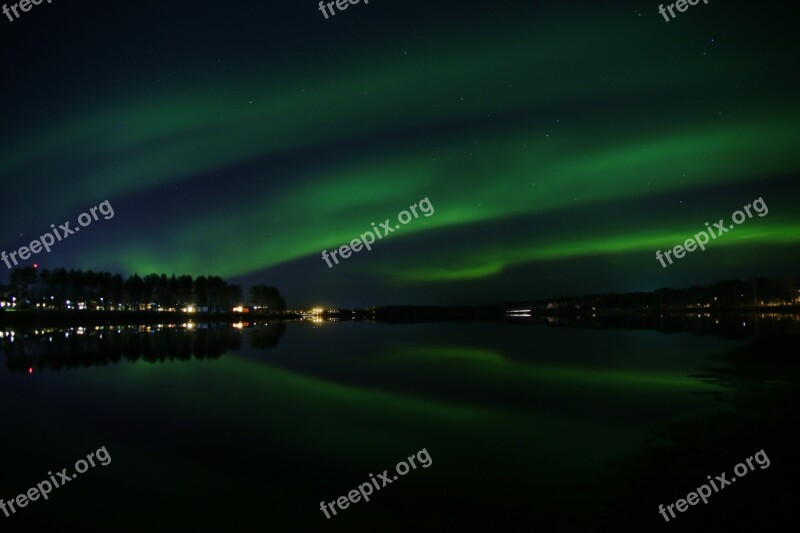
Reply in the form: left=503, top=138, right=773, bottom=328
left=1, top=2, right=798, bottom=299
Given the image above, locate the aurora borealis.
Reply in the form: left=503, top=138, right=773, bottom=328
left=1, top=0, right=798, bottom=306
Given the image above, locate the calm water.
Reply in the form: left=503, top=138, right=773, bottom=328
left=0, top=320, right=782, bottom=530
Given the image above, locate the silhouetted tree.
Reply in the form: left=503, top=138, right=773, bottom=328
left=249, top=285, right=287, bottom=311
left=177, top=275, right=193, bottom=305
left=10, top=266, right=37, bottom=297
left=124, top=274, right=144, bottom=306
left=194, top=276, right=207, bottom=307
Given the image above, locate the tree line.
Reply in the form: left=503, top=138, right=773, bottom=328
left=1, top=267, right=287, bottom=311
left=541, top=276, right=799, bottom=310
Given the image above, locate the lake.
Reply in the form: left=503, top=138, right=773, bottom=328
left=1, top=317, right=797, bottom=531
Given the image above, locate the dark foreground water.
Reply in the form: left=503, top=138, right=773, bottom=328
left=1, top=318, right=797, bottom=531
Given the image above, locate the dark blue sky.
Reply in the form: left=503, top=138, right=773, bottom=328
left=1, top=0, right=798, bottom=307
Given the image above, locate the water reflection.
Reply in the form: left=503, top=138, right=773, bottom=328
left=0, top=322, right=286, bottom=372
left=2, top=312, right=798, bottom=375
left=509, top=311, right=800, bottom=339
left=300, top=310, right=800, bottom=340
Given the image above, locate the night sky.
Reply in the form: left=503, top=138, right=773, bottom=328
left=1, top=0, right=798, bottom=307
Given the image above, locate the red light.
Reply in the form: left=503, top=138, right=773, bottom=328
left=33, top=264, right=38, bottom=269
left=28, top=367, right=33, bottom=374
